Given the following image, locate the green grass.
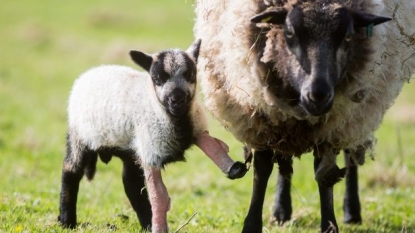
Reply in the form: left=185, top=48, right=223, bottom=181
left=0, top=1, right=414, bottom=232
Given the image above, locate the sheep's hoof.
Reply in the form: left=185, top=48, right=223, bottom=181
left=227, top=161, right=248, bottom=179
left=271, top=201, right=292, bottom=226
left=57, top=215, right=77, bottom=229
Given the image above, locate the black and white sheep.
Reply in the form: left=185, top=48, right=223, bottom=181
left=195, top=0, right=415, bottom=232
left=58, top=40, right=247, bottom=233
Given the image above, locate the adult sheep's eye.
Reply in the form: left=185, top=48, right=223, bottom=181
left=345, top=33, right=353, bottom=42
left=284, top=23, right=296, bottom=39
left=285, top=29, right=295, bottom=39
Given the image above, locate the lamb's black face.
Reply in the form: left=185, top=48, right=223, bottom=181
left=251, top=2, right=391, bottom=116
left=129, top=39, right=201, bottom=117
left=150, top=50, right=197, bottom=116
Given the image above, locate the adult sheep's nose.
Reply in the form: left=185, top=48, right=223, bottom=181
left=307, top=88, right=332, bottom=106
left=301, top=81, right=334, bottom=116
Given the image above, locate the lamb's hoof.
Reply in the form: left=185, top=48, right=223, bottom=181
left=227, top=161, right=248, bottom=179
left=318, top=165, right=347, bottom=187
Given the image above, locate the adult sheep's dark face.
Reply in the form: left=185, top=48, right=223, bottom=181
left=129, top=39, right=201, bottom=116
left=251, top=2, right=391, bottom=116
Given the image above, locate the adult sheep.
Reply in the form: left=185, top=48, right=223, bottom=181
left=194, top=0, right=415, bottom=232
left=58, top=40, right=247, bottom=233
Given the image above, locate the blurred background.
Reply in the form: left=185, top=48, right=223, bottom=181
left=0, top=0, right=414, bottom=232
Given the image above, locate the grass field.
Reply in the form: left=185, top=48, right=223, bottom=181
left=0, top=1, right=414, bottom=232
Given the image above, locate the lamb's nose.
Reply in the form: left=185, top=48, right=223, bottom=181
left=170, top=90, right=186, bottom=105
left=171, top=95, right=185, bottom=105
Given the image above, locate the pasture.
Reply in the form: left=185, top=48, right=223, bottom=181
left=0, top=0, right=414, bottom=232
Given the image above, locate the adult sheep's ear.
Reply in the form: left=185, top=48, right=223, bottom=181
left=186, top=39, right=201, bottom=63
left=129, top=50, right=153, bottom=72
left=353, top=12, right=392, bottom=28
left=250, top=7, right=288, bottom=24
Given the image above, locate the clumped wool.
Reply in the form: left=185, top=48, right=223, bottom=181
left=194, top=0, right=415, bottom=156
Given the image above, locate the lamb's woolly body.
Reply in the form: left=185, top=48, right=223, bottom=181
left=195, top=0, right=415, bottom=155
left=68, top=65, right=208, bottom=168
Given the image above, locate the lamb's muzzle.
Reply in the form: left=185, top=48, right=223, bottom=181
left=167, top=88, right=189, bottom=116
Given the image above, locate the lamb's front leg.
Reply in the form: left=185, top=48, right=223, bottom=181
left=195, top=132, right=247, bottom=179
left=144, top=167, right=170, bottom=233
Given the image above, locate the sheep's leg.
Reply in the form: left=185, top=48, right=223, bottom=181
left=343, top=148, right=363, bottom=224
left=196, top=132, right=247, bottom=179
left=144, top=167, right=170, bottom=233
left=58, top=144, right=92, bottom=228
left=118, top=151, right=152, bottom=231
left=272, top=156, right=293, bottom=225
left=314, top=157, right=339, bottom=233
left=242, top=149, right=274, bottom=233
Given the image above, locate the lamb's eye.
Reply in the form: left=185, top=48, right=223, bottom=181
left=345, top=33, right=353, bottom=42
left=184, top=68, right=196, bottom=83
left=159, top=71, right=170, bottom=82
left=152, top=76, right=163, bottom=86
left=152, top=72, right=168, bottom=86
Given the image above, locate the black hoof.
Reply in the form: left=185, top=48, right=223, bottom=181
left=227, top=161, right=248, bottom=179
left=320, top=166, right=347, bottom=187
left=344, top=216, right=362, bottom=225
left=272, top=205, right=292, bottom=226
left=58, top=215, right=77, bottom=229
left=271, top=213, right=291, bottom=226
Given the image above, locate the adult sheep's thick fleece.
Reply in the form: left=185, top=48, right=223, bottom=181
left=194, top=0, right=415, bottom=155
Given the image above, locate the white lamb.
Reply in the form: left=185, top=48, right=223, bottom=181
left=58, top=39, right=247, bottom=233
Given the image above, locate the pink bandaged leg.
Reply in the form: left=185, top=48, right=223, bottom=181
left=144, top=167, right=170, bottom=233
left=195, top=132, right=235, bottom=174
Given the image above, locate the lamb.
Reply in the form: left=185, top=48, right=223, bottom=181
left=194, top=0, right=415, bottom=232
left=57, top=39, right=248, bottom=233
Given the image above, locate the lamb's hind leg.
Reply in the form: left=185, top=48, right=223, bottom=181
left=58, top=136, right=95, bottom=228
left=242, top=149, right=274, bottom=233
left=272, top=156, right=293, bottom=225
left=343, top=147, right=364, bottom=224
left=118, top=150, right=152, bottom=231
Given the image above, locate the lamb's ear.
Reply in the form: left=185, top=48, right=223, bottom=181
left=250, top=7, right=288, bottom=24
left=129, top=50, right=153, bottom=72
left=186, top=39, right=202, bottom=63
left=353, top=12, right=392, bottom=28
